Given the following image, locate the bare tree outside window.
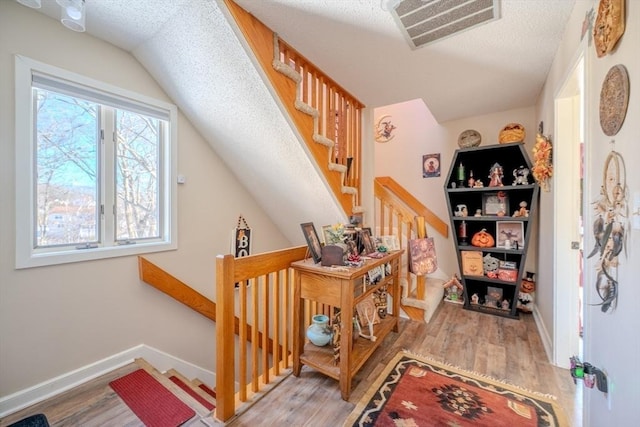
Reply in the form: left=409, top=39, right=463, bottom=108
left=36, top=89, right=98, bottom=247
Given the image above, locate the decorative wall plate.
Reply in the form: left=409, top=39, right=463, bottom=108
left=593, top=0, right=625, bottom=58
left=458, top=129, right=481, bottom=148
left=374, top=115, right=396, bottom=143
left=599, top=64, right=629, bottom=136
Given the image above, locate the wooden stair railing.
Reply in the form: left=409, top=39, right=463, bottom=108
left=138, top=257, right=281, bottom=354
left=374, top=177, right=449, bottom=321
left=222, top=0, right=364, bottom=216
left=216, top=245, right=309, bottom=422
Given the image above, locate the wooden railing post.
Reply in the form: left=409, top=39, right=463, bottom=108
left=215, top=254, right=235, bottom=422
left=415, top=216, right=426, bottom=302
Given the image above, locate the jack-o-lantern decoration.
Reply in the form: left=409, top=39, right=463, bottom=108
left=521, top=278, right=536, bottom=293
left=471, top=229, right=495, bottom=248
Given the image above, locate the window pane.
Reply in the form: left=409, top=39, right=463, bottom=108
left=35, top=88, right=99, bottom=247
left=115, top=110, right=161, bottom=241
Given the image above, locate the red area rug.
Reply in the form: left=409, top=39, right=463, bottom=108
left=169, top=376, right=215, bottom=411
left=109, top=369, right=195, bottom=427
left=344, top=351, right=568, bottom=427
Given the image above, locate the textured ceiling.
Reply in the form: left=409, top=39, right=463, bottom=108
left=234, top=0, right=576, bottom=122
left=25, top=0, right=576, bottom=243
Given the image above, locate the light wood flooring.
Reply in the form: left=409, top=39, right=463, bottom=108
left=0, top=302, right=580, bottom=426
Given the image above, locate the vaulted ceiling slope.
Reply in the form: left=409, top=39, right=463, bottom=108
left=30, top=0, right=576, bottom=242
left=33, top=0, right=345, bottom=244
left=235, top=0, right=576, bottom=122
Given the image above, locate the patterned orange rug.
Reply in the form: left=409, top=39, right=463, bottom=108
left=344, top=351, right=568, bottom=427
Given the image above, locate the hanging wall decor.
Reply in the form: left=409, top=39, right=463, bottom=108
left=593, top=0, right=625, bottom=58
left=587, top=148, right=628, bottom=313
left=374, top=115, right=396, bottom=143
left=233, top=215, right=251, bottom=258
left=422, top=153, right=441, bottom=178
left=599, top=64, right=629, bottom=136
left=532, top=134, right=553, bottom=192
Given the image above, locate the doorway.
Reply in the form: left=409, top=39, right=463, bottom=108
left=553, top=53, right=585, bottom=368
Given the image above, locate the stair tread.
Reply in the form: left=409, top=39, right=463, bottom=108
left=165, top=369, right=216, bottom=410
left=133, top=358, right=212, bottom=417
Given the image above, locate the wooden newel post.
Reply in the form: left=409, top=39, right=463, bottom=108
left=215, top=254, right=235, bottom=421
left=415, top=216, right=427, bottom=301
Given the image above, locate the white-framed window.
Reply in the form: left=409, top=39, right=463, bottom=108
left=15, top=55, right=178, bottom=268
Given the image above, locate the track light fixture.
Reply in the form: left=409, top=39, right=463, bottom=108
left=56, top=0, right=86, bottom=32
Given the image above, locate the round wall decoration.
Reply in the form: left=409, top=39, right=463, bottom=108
left=593, top=0, right=625, bottom=58
left=458, top=129, right=481, bottom=148
left=599, top=64, right=629, bottom=136
left=374, top=115, right=397, bottom=143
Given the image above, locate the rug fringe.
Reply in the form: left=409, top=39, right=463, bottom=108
left=400, top=349, right=559, bottom=401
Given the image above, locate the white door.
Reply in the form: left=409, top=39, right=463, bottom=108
left=553, top=54, right=585, bottom=368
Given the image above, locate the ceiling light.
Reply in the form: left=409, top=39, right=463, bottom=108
left=16, top=0, right=41, bottom=8
left=56, top=0, right=86, bottom=32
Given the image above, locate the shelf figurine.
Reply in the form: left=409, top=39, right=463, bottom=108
left=488, top=162, right=504, bottom=187
left=512, top=201, right=529, bottom=217
left=512, top=166, right=530, bottom=185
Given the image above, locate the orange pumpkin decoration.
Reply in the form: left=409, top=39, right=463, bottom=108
left=471, top=229, right=495, bottom=248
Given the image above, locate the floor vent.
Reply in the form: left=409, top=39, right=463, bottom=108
left=390, top=0, right=501, bottom=49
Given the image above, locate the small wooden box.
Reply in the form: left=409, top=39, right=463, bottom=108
left=321, top=245, right=344, bottom=266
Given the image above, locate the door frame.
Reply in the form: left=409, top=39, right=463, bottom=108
left=552, top=45, right=587, bottom=369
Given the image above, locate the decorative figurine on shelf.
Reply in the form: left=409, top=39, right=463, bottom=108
left=474, top=209, right=482, bottom=217
left=512, top=201, right=529, bottom=217
left=473, top=179, right=484, bottom=188
left=512, top=166, right=530, bottom=185
left=467, top=170, right=475, bottom=188
left=488, top=163, right=504, bottom=187
left=454, top=204, right=468, bottom=217
left=471, top=293, right=479, bottom=305
left=483, top=253, right=499, bottom=278
left=501, top=299, right=510, bottom=310
left=442, top=274, right=464, bottom=304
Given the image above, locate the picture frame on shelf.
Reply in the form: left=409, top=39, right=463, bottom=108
left=359, top=228, right=375, bottom=254
left=496, top=221, right=525, bottom=249
left=380, top=235, right=400, bottom=251
left=482, top=192, right=509, bottom=216
left=321, top=225, right=333, bottom=245
left=300, top=222, right=322, bottom=264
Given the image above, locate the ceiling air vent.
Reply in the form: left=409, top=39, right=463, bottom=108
left=390, top=0, right=501, bottom=49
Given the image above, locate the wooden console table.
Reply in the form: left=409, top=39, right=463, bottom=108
left=291, top=250, right=403, bottom=400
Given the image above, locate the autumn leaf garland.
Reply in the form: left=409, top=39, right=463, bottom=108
left=532, top=134, right=553, bottom=191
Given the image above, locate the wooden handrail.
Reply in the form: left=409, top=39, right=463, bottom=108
left=137, top=257, right=281, bottom=354
left=373, top=177, right=449, bottom=322
left=375, top=176, right=448, bottom=238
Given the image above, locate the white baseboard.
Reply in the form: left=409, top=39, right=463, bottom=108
left=0, top=344, right=215, bottom=418
left=532, top=305, right=553, bottom=364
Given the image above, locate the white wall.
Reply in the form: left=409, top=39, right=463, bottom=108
left=537, top=1, right=640, bottom=425
left=0, top=2, right=290, bottom=397
left=374, top=99, right=537, bottom=278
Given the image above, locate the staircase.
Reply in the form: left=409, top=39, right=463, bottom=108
left=0, top=358, right=220, bottom=427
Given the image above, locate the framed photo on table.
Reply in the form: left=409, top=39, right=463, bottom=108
left=359, top=228, right=375, bottom=254
left=300, top=222, right=322, bottom=263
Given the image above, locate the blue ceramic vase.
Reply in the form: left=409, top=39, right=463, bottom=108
left=306, top=314, right=332, bottom=346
